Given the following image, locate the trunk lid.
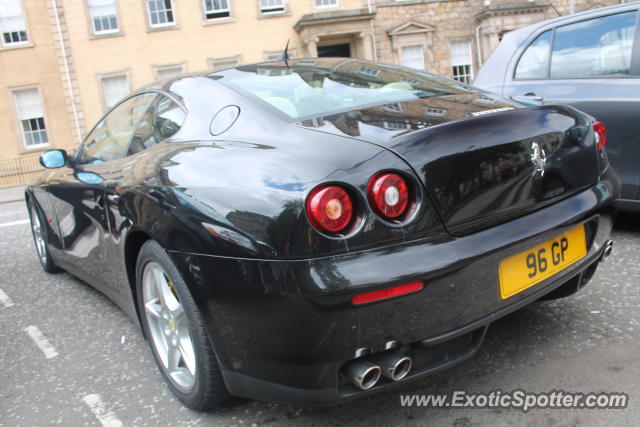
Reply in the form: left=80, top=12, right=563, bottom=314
left=298, top=98, right=599, bottom=236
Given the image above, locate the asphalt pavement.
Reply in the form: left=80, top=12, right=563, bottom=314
left=0, top=200, right=638, bottom=426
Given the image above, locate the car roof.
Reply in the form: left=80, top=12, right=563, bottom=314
left=474, top=1, right=640, bottom=89
left=504, top=1, right=640, bottom=45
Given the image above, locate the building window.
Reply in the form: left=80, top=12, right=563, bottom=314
left=256, top=67, right=291, bottom=76
left=101, top=74, right=129, bottom=108
left=13, top=88, right=48, bottom=147
left=451, top=40, right=473, bottom=83
left=383, top=103, right=403, bottom=113
left=88, top=0, right=118, bottom=34
left=146, top=0, right=174, bottom=27
left=208, top=55, right=241, bottom=69
left=315, top=0, right=337, bottom=8
left=401, top=45, right=425, bottom=71
left=383, top=121, right=411, bottom=130
left=359, top=66, right=380, bottom=77
left=426, top=107, right=446, bottom=117
left=260, top=0, right=285, bottom=14
left=401, top=77, right=420, bottom=85
left=0, top=0, right=28, bottom=46
left=203, top=0, right=230, bottom=20
left=154, top=64, right=184, bottom=80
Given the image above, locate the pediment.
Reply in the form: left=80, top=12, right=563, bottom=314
left=388, top=20, right=435, bottom=37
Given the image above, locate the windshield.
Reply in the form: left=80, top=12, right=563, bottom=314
left=209, top=59, right=472, bottom=120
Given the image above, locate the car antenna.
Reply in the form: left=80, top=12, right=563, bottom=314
left=279, top=39, right=290, bottom=66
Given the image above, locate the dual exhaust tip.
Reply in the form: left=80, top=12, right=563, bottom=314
left=342, top=353, right=413, bottom=390
left=602, top=240, right=613, bottom=261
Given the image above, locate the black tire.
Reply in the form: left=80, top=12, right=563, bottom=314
left=28, top=200, right=61, bottom=274
left=135, top=240, right=231, bottom=410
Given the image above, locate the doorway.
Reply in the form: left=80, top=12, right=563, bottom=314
left=317, top=43, right=351, bottom=57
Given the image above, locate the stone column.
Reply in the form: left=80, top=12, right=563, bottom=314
left=358, top=32, right=375, bottom=60
left=487, top=32, right=501, bottom=58
left=303, top=35, right=319, bottom=58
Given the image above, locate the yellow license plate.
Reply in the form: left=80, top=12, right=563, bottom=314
left=499, top=225, right=587, bottom=299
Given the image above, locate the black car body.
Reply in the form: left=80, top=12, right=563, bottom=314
left=26, top=58, right=619, bottom=408
left=474, top=2, right=640, bottom=211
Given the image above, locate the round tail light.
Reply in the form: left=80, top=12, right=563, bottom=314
left=306, top=185, right=353, bottom=233
left=367, top=172, right=409, bottom=220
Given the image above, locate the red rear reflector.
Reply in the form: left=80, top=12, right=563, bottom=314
left=352, top=281, right=424, bottom=305
left=593, top=121, right=606, bottom=151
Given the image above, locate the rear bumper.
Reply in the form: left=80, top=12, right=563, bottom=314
left=615, top=198, right=640, bottom=213
left=220, top=244, right=606, bottom=405
left=169, top=176, right=618, bottom=404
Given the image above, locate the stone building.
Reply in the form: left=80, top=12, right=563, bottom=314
left=0, top=0, right=620, bottom=185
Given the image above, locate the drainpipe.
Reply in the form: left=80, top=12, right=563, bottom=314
left=52, top=0, right=83, bottom=146
left=475, top=23, right=484, bottom=69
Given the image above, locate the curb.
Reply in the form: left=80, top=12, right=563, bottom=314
left=0, top=198, right=25, bottom=205
left=0, top=185, right=26, bottom=205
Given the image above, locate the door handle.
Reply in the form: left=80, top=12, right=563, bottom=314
left=511, top=94, right=544, bottom=104
left=522, top=92, right=544, bottom=101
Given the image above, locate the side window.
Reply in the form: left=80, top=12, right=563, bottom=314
left=515, top=30, right=552, bottom=80
left=77, top=93, right=156, bottom=165
left=550, top=11, right=637, bottom=78
left=128, top=95, right=185, bottom=155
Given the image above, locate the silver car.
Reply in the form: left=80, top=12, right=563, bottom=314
left=475, top=2, right=640, bottom=211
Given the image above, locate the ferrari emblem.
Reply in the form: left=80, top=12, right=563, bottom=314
left=530, top=141, right=547, bottom=178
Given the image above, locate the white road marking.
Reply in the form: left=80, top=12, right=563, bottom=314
left=0, top=219, right=29, bottom=228
left=25, top=325, right=58, bottom=359
left=82, top=394, right=123, bottom=427
left=0, top=210, right=26, bottom=217
left=0, top=288, right=14, bottom=308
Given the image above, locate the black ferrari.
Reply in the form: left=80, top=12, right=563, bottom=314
left=27, top=58, right=619, bottom=410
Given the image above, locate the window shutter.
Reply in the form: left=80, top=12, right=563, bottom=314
left=88, top=0, right=116, bottom=16
left=401, top=45, right=425, bottom=71
left=0, top=0, right=26, bottom=33
left=14, top=89, right=43, bottom=120
left=451, top=41, right=472, bottom=66
left=102, top=75, right=129, bottom=108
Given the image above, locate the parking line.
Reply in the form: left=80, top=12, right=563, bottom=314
left=0, top=288, right=14, bottom=308
left=24, top=325, right=58, bottom=359
left=82, top=394, right=123, bottom=427
left=0, top=219, right=29, bottom=228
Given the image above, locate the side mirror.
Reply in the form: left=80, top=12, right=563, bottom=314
left=40, top=149, right=68, bottom=169
left=75, top=171, right=104, bottom=185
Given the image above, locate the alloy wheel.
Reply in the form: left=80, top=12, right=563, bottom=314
left=142, top=262, right=196, bottom=391
left=30, top=207, right=47, bottom=264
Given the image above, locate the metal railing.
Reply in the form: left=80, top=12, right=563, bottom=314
left=0, top=155, right=44, bottom=187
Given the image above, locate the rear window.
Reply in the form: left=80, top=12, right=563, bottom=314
left=515, top=10, right=638, bottom=80
left=515, top=30, right=552, bottom=79
left=551, top=11, right=636, bottom=78
left=210, top=60, right=470, bottom=120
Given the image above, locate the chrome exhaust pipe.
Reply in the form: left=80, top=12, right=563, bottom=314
left=602, top=240, right=613, bottom=260
left=342, top=359, right=381, bottom=390
left=373, top=352, right=413, bottom=381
